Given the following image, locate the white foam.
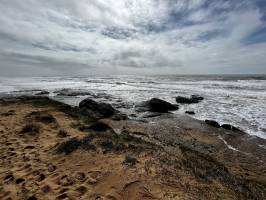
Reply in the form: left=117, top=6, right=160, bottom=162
left=0, top=75, right=265, bottom=139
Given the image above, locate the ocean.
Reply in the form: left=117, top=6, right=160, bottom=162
left=0, top=75, right=265, bottom=139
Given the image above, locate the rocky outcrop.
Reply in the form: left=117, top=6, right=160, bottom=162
left=136, top=98, right=179, bottom=113
left=221, top=124, right=241, bottom=132
left=79, top=98, right=116, bottom=118
left=185, top=111, right=195, bottom=115
left=176, top=95, right=204, bottom=104
left=205, top=120, right=220, bottom=128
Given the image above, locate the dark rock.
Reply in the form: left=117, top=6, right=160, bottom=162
left=137, top=98, right=179, bottom=113
left=221, top=124, right=241, bottom=132
left=221, top=124, right=232, bottom=130
left=176, top=96, right=199, bottom=104
left=79, top=98, right=116, bottom=118
left=36, top=90, right=49, bottom=95
left=205, top=120, right=220, bottom=128
left=88, top=122, right=112, bottom=132
left=55, top=89, right=92, bottom=96
left=231, top=126, right=241, bottom=132
left=185, top=111, right=195, bottom=115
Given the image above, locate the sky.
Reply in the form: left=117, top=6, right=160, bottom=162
left=0, top=0, right=266, bottom=76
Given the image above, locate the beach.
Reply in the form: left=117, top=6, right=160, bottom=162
left=0, top=96, right=266, bottom=200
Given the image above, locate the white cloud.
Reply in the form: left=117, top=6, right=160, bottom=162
left=0, top=0, right=265, bottom=76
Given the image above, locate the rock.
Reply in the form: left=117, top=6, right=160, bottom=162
left=55, top=89, right=92, bottom=96
left=185, top=111, right=195, bottom=115
left=191, top=95, right=204, bottom=101
left=36, top=90, right=49, bottom=95
left=176, top=96, right=199, bottom=104
left=221, top=124, right=232, bottom=130
left=176, top=95, right=204, bottom=104
left=205, top=120, right=220, bottom=128
left=221, top=124, right=241, bottom=132
left=88, top=122, right=112, bottom=132
left=79, top=98, right=116, bottom=118
left=137, top=98, right=179, bottom=113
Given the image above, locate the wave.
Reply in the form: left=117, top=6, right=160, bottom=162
left=0, top=75, right=265, bottom=139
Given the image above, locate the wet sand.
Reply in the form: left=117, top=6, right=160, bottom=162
left=0, top=97, right=266, bottom=200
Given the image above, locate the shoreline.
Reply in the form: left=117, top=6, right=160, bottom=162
left=0, top=74, right=265, bottom=139
left=0, top=96, right=266, bottom=199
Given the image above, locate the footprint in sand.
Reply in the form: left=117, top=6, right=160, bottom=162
left=75, top=172, right=86, bottom=182
left=3, top=174, right=14, bottom=184
left=86, top=171, right=104, bottom=184
left=122, top=181, right=155, bottom=199
left=24, top=145, right=35, bottom=150
left=57, top=175, right=75, bottom=187
left=95, top=196, right=118, bottom=200
left=27, top=196, right=38, bottom=200
left=36, top=173, right=46, bottom=182
left=56, top=193, right=68, bottom=200
left=41, top=185, right=51, bottom=194
left=47, top=163, right=56, bottom=172
left=15, top=178, right=25, bottom=184
left=75, top=185, right=88, bottom=196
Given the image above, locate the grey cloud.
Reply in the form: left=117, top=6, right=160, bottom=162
left=0, top=0, right=266, bottom=76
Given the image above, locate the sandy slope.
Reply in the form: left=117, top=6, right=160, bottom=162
left=0, top=97, right=266, bottom=200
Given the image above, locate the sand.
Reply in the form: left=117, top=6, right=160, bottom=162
left=0, top=97, right=266, bottom=200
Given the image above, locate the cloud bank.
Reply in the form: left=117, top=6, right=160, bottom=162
left=0, top=0, right=266, bottom=76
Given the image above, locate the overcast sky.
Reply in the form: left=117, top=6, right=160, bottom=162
left=0, top=0, right=266, bottom=76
